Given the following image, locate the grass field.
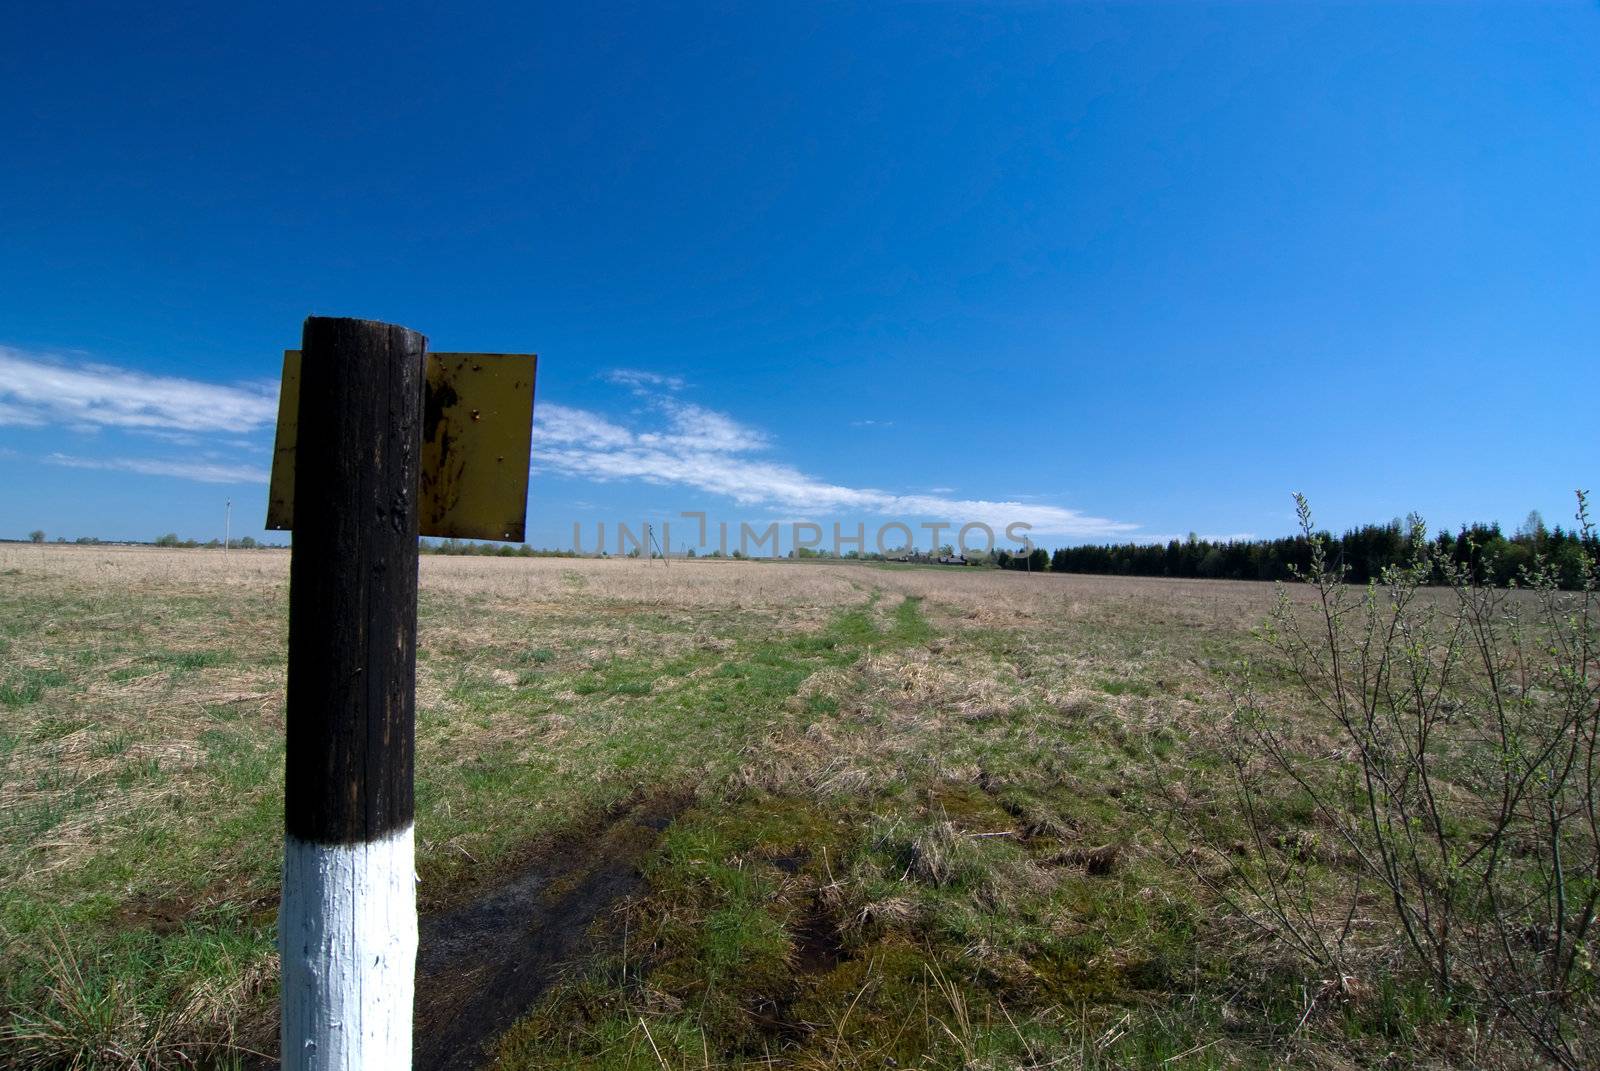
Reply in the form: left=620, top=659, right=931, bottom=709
left=0, top=545, right=1564, bottom=1069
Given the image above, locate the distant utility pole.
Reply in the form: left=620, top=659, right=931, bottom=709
left=224, top=499, right=231, bottom=555
left=647, top=522, right=668, bottom=566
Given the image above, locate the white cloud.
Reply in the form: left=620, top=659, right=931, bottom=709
left=533, top=394, right=1136, bottom=537
left=851, top=419, right=895, bottom=428
left=45, top=453, right=269, bottom=485
left=0, top=346, right=278, bottom=434
left=642, top=401, right=769, bottom=454
left=3, top=345, right=1136, bottom=534
left=0, top=400, right=48, bottom=427
left=603, top=369, right=685, bottom=393
left=537, top=403, right=637, bottom=449
left=542, top=398, right=768, bottom=455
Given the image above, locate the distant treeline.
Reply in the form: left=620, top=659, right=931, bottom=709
left=153, top=533, right=280, bottom=550
left=16, top=531, right=286, bottom=549
left=1042, top=512, right=1598, bottom=589
left=39, top=507, right=1590, bottom=590
left=423, top=539, right=581, bottom=558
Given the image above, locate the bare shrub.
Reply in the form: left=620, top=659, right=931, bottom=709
left=1167, top=493, right=1600, bottom=1068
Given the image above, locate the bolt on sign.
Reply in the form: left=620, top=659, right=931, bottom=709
left=266, top=349, right=537, bottom=541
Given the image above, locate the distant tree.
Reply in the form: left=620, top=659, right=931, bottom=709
left=28, top=529, right=45, bottom=543
left=1513, top=510, right=1550, bottom=560
left=238, top=536, right=258, bottom=549
left=1516, top=509, right=1547, bottom=541
left=1500, top=541, right=1534, bottom=579
left=1554, top=540, right=1589, bottom=590
left=155, top=533, right=181, bottom=547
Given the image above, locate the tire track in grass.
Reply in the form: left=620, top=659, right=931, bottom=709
left=413, top=794, right=689, bottom=1071
left=412, top=593, right=929, bottom=1069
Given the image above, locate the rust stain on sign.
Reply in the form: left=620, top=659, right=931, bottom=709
left=266, top=350, right=537, bottom=541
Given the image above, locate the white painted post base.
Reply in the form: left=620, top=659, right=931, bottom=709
left=280, top=825, right=418, bottom=1070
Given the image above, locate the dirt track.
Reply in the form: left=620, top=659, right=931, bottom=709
left=412, top=795, right=685, bottom=1071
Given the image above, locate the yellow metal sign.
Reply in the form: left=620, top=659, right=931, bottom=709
left=266, top=350, right=537, bottom=541
left=265, top=350, right=301, bottom=533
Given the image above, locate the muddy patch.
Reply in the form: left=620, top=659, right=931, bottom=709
left=413, top=794, right=686, bottom=1071
left=789, top=896, right=845, bottom=977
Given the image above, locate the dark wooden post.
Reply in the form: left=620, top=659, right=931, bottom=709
left=279, top=316, right=427, bottom=1070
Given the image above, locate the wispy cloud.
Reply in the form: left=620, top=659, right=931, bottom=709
left=538, top=403, right=635, bottom=449
left=5, top=346, right=1137, bottom=534
left=641, top=400, right=769, bottom=454
left=603, top=369, right=685, bottom=394
left=45, top=452, right=269, bottom=485
left=536, top=389, right=1136, bottom=537
left=0, top=346, right=278, bottom=434
left=851, top=419, right=895, bottom=428
left=0, top=400, right=48, bottom=427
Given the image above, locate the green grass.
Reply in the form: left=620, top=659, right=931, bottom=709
left=493, top=790, right=1273, bottom=1070
left=0, top=668, right=68, bottom=708
left=145, top=649, right=231, bottom=672
left=1097, top=677, right=1152, bottom=697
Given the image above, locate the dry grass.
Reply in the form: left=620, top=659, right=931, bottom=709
left=1, top=542, right=1288, bottom=613
left=5, top=544, right=1510, bottom=1069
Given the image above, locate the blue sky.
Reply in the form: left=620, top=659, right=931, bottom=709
left=2, top=2, right=1596, bottom=552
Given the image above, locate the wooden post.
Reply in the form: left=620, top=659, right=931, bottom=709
left=279, top=316, right=426, bottom=1070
